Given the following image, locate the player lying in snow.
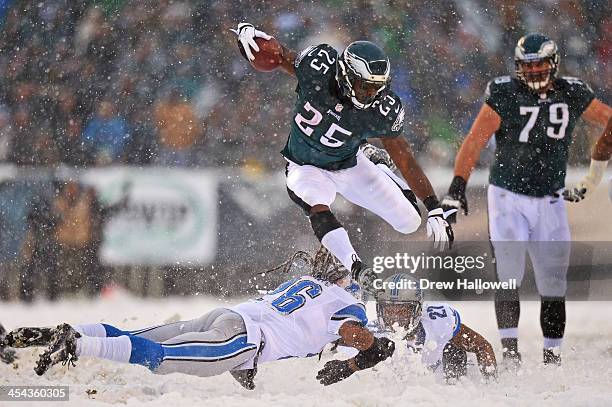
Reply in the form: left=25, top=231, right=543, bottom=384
left=368, top=274, right=497, bottom=382
left=0, top=323, right=17, bottom=364
left=2, top=249, right=393, bottom=389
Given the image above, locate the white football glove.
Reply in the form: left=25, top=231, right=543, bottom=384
left=426, top=208, right=457, bottom=252
left=563, top=159, right=608, bottom=203
left=230, top=23, right=272, bottom=61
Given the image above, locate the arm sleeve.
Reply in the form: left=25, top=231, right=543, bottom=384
left=420, top=304, right=461, bottom=367
left=327, top=303, right=368, bottom=335
left=484, top=78, right=507, bottom=115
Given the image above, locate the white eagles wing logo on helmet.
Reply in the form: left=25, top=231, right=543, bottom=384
left=392, top=107, right=404, bottom=132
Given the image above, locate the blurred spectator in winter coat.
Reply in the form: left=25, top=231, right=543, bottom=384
left=153, top=89, right=202, bottom=166
left=82, top=100, right=131, bottom=165
left=0, top=106, right=14, bottom=163
left=52, top=181, right=129, bottom=297
left=20, top=191, right=59, bottom=302
left=53, top=88, right=86, bottom=166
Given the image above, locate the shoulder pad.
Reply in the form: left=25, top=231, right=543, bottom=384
left=294, top=44, right=338, bottom=71
left=295, top=45, right=317, bottom=68
left=485, top=76, right=513, bottom=96
left=372, top=93, right=403, bottom=117
left=559, top=76, right=593, bottom=92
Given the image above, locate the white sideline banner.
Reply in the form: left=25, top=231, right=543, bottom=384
left=80, top=167, right=217, bottom=266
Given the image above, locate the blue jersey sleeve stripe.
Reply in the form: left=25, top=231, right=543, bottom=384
left=332, top=304, right=368, bottom=326
left=452, top=309, right=461, bottom=337
left=162, top=334, right=256, bottom=359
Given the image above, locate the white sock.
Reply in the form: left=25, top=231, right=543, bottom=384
left=499, top=328, right=518, bottom=339
left=321, top=227, right=359, bottom=271
left=76, top=335, right=132, bottom=363
left=543, top=337, right=563, bottom=350
left=74, top=323, right=107, bottom=338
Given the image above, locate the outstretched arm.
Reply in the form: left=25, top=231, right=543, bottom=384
left=564, top=99, right=612, bottom=202
left=278, top=44, right=297, bottom=76
left=441, top=103, right=500, bottom=220
left=232, top=23, right=297, bottom=77
left=316, top=322, right=395, bottom=386
left=454, top=104, right=501, bottom=182
left=380, top=137, right=437, bottom=206
left=381, top=137, right=456, bottom=251
left=449, top=323, right=497, bottom=378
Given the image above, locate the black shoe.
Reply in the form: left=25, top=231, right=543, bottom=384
left=230, top=367, right=257, bottom=390
left=0, top=324, right=17, bottom=364
left=501, top=349, right=522, bottom=370
left=4, top=327, right=56, bottom=348
left=35, top=324, right=80, bottom=376
left=351, top=261, right=380, bottom=297
left=543, top=348, right=561, bottom=366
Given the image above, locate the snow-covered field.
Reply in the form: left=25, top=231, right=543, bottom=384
left=1, top=291, right=611, bottom=407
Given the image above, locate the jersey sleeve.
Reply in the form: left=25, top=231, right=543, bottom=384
left=484, top=76, right=513, bottom=115
left=327, top=303, right=368, bottom=335
left=420, top=304, right=461, bottom=367
left=373, top=94, right=405, bottom=138
left=560, top=77, right=596, bottom=115
left=294, top=44, right=338, bottom=90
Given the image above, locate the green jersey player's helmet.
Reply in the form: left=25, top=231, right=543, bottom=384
left=336, top=41, right=390, bottom=109
left=376, top=273, right=423, bottom=333
left=514, top=33, right=559, bottom=91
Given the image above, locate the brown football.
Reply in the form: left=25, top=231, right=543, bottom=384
left=250, top=37, right=283, bottom=72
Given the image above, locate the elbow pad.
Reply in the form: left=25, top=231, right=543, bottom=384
left=354, top=337, right=395, bottom=370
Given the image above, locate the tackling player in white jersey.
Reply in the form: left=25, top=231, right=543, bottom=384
left=3, top=250, right=394, bottom=388
left=373, top=274, right=496, bottom=382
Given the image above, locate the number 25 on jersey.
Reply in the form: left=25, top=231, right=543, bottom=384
left=294, top=102, right=351, bottom=148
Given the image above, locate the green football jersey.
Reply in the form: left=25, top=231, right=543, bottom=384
left=485, top=76, right=595, bottom=197
left=281, top=44, right=404, bottom=170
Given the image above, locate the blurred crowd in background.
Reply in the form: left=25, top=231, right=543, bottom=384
left=0, top=0, right=610, bottom=301
left=0, top=0, right=609, bottom=170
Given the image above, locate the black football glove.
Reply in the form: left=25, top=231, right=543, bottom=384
left=316, top=359, right=354, bottom=386
left=441, top=176, right=468, bottom=224
left=351, top=261, right=381, bottom=296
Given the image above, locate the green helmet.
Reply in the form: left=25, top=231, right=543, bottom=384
left=336, top=41, right=390, bottom=109
left=514, top=33, right=559, bottom=91
left=376, top=273, right=423, bottom=333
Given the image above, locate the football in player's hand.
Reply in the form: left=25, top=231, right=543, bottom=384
left=250, top=37, right=283, bottom=72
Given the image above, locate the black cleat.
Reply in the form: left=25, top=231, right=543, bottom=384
left=4, top=327, right=56, bottom=348
left=351, top=261, right=380, bottom=297
left=35, top=324, right=80, bottom=376
left=543, top=348, right=562, bottom=366
left=230, top=367, right=257, bottom=390
left=501, top=349, right=522, bottom=370
left=0, top=324, right=17, bottom=364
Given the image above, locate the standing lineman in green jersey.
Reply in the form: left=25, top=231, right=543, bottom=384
left=442, top=33, right=611, bottom=367
left=232, top=23, right=455, bottom=294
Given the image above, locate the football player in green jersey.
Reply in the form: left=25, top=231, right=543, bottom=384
left=442, top=33, right=611, bottom=367
left=232, top=23, right=455, bottom=294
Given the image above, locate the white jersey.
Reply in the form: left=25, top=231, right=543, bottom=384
left=232, top=276, right=367, bottom=367
left=408, top=302, right=461, bottom=368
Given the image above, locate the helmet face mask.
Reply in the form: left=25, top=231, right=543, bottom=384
left=375, top=273, right=423, bottom=334
left=377, top=301, right=422, bottom=333
left=515, top=33, right=559, bottom=92
left=336, top=41, right=390, bottom=109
